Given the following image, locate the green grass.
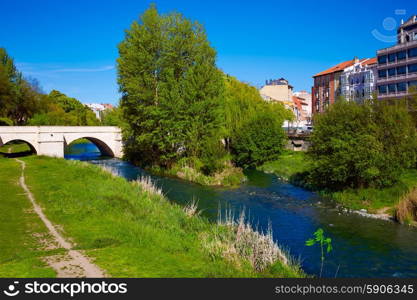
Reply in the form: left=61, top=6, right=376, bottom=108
left=329, top=169, right=417, bottom=213
left=0, top=157, right=56, bottom=277
left=17, top=155, right=302, bottom=278
left=0, top=142, right=31, bottom=154
left=259, top=151, right=417, bottom=215
left=152, top=164, right=246, bottom=187
left=258, top=151, right=309, bottom=180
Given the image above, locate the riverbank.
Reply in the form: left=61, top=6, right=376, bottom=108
left=0, top=157, right=56, bottom=277
left=259, top=151, right=417, bottom=222
left=0, top=155, right=303, bottom=278
left=150, top=162, right=246, bottom=187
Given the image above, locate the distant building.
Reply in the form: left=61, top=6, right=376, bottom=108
left=376, top=15, right=417, bottom=99
left=293, top=91, right=312, bottom=122
left=292, top=95, right=309, bottom=123
left=340, top=57, right=377, bottom=104
left=312, top=58, right=377, bottom=114
left=85, top=103, right=114, bottom=119
left=260, top=78, right=294, bottom=105
left=312, top=59, right=356, bottom=114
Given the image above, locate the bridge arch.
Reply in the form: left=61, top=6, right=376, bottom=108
left=0, top=137, right=37, bottom=154
left=64, top=137, right=115, bottom=157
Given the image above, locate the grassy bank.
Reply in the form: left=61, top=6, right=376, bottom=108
left=0, top=157, right=56, bottom=277
left=259, top=151, right=417, bottom=216
left=1, top=155, right=303, bottom=277
left=151, top=163, right=246, bottom=187
left=259, top=151, right=309, bottom=181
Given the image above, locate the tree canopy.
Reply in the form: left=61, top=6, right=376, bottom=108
left=308, top=99, right=417, bottom=190
left=118, top=5, right=225, bottom=170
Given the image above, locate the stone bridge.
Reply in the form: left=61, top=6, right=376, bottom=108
left=0, top=126, right=123, bottom=158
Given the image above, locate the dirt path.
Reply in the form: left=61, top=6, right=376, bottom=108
left=15, top=158, right=106, bottom=278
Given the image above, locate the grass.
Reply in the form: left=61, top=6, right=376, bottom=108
left=258, top=151, right=309, bottom=181
left=259, top=151, right=417, bottom=216
left=329, top=170, right=417, bottom=213
left=152, top=163, right=246, bottom=187
left=0, top=156, right=56, bottom=277
left=10, top=155, right=303, bottom=278
left=0, top=142, right=31, bottom=155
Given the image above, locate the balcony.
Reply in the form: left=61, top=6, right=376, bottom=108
left=377, top=72, right=417, bottom=84
left=377, top=56, right=417, bottom=69
left=378, top=91, right=409, bottom=99
left=377, top=39, right=417, bottom=55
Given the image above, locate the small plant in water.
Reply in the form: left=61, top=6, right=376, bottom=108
left=305, top=228, right=332, bottom=278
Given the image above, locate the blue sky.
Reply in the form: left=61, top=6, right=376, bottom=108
left=1, top=0, right=417, bottom=105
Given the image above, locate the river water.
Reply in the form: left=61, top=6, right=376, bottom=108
left=65, top=143, right=417, bottom=278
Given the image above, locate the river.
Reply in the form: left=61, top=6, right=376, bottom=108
left=65, top=142, right=417, bottom=278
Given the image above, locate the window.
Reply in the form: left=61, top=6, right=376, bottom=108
left=409, top=81, right=417, bottom=89
left=378, top=69, right=387, bottom=78
left=397, top=65, right=407, bottom=75
left=388, top=84, right=396, bottom=93
left=409, top=47, right=417, bottom=58
left=388, top=68, right=396, bottom=77
left=378, top=85, right=387, bottom=94
left=409, top=63, right=417, bottom=74
left=388, top=53, right=396, bottom=63
left=378, top=55, right=387, bottom=64
left=397, top=51, right=407, bottom=61
left=397, top=82, right=407, bottom=92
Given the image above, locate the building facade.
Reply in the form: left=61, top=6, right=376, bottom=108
left=260, top=78, right=294, bottom=105
left=376, top=15, right=417, bottom=99
left=85, top=103, right=114, bottom=119
left=312, top=59, right=357, bottom=114
left=293, top=91, right=312, bottom=122
left=340, top=58, right=377, bottom=103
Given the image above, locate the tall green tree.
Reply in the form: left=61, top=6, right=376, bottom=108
left=118, top=5, right=224, bottom=169
left=0, top=48, right=40, bottom=124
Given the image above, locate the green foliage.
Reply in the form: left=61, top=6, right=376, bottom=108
left=118, top=5, right=224, bottom=171
left=232, top=111, right=286, bottom=168
left=0, top=48, right=42, bottom=124
left=0, top=117, right=13, bottom=126
left=0, top=47, right=100, bottom=126
left=223, top=75, right=291, bottom=168
left=308, top=100, right=417, bottom=190
left=28, top=90, right=100, bottom=126
left=101, top=107, right=123, bottom=127
left=305, top=228, right=332, bottom=278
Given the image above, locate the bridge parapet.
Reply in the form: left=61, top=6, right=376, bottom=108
left=0, top=126, right=123, bottom=158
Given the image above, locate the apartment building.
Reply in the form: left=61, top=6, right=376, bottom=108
left=293, top=90, right=312, bottom=122
left=376, top=15, right=417, bottom=99
left=340, top=57, right=377, bottom=103
left=312, top=59, right=357, bottom=114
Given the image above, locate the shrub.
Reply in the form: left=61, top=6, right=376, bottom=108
left=308, top=100, right=417, bottom=190
left=0, top=117, right=13, bottom=126
left=232, top=111, right=286, bottom=168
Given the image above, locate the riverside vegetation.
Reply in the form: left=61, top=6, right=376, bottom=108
left=0, top=147, right=303, bottom=278
left=117, top=5, right=292, bottom=187
left=260, top=97, right=417, bottom=225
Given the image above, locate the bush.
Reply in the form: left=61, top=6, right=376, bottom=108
left=0, top=117, right=13, bottom=126
left=232, top=111, right=286, bottom=168
left=308, top=100, right=417, bottom=190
